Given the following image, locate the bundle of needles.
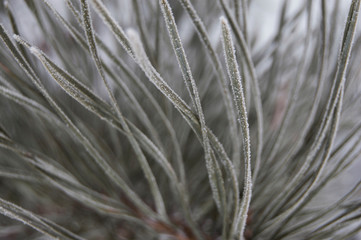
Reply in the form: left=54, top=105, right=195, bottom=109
left=0, top=0, right=361, bottom=239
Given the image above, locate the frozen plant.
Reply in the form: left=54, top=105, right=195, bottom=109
left=0, top=0, right=361, bottom=239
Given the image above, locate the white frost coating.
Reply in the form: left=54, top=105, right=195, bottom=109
left=13, top=35, right=41, bottom=58
left=160, top=0, right=197, bottom=110
left=128, top=23, right=225, bottom=225
left=12, top=34, right=21, bottom=42
left=128, top=12, right=240, bottom=235
left=257, top=1, right=361, bottom=230
left=161, top=0, right=229, bottom=217
left=126, top=28, right=153, bottom=72
left=83, top=0, right=167, bottom=218
left=219, top=16, right=227, bottom=26
left=221, top=17, right=253, bottom=239
left=125, top=28, right=140, bottom=53
left=127, top=28, right=195, bottom=122
left=90, top=0, right=134, bottom=56
left=10, top=26, right=155, bottom=219
left=29, top=46, right=41, bottom=55
left=126, top=29, right=143, bottom=63
left=128, top=25, right=219, bottom=211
